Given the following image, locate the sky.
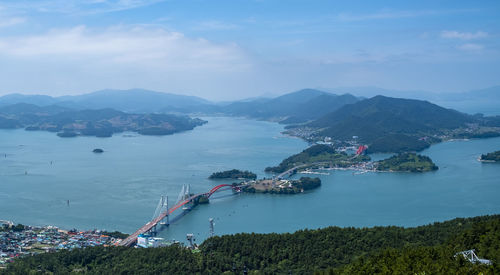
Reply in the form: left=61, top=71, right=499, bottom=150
left=0, top=0, right=499, bottom=101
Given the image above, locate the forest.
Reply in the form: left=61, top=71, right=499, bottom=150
left=376, top=153, right=438, bottom=172
left=209, top=169, right=257, bottom=180
left=480, top=150, right=500, bottom=162
left=2, top=215, right=499, bottom=274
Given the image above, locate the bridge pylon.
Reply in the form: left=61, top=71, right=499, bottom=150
left=151, top=195, right=170, bottom=233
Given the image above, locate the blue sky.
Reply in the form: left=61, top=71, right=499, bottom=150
left=0, top=0, right=499, bottom=100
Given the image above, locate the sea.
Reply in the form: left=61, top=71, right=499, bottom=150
left=1, top=116, right=499, bottom=244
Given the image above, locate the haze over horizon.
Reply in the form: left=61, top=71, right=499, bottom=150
left=0, top=0, right=499, bottom=101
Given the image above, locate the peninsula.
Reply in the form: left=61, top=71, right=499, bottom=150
left=284, top=96, right=500, bottom=153
left=265, top=144, right=370, bottom=174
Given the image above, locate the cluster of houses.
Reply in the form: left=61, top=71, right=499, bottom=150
left=0, top=224, right=123, bottom=266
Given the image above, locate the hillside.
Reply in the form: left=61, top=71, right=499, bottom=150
left=376, top=153, right=438, bottom=172
left=223, top=89, right=359, bottom=123
left=3, top=215, right=499, bottom=274
left=0, top=103, right=206, bottom=137
left=297, top=95, right=492, bottom=152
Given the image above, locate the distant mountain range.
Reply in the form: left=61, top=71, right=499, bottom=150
left=2, top=85, right=499, bottom=116
left=1, top=87, right=499, bottom=151
left=222, top=89, right=359, bottom=123
left=322, top=85, right=500, bottom=102
left=0, top=89, right=210, bottom=113
left=0, top=88, right=361, bottom=123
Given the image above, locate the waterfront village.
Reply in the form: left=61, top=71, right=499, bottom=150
left=0, top=223, right=117, bottom=266
left=0, top=222, right=189, bottom=267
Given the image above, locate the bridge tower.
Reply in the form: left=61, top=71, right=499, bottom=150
left=151, top=195, right=170, bottom=234
left=209, top=218, right=215, bottom=237
left=186, top=233, right=195, bottom=249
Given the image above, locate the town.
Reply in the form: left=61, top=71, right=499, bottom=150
left=0, top=222, right=124, bottom=267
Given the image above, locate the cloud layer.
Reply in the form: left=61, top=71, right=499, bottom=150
left=441, top=30, right=488, bottom=40
left=0, top=26, right=250, bottom=70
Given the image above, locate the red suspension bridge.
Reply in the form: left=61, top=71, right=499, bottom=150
left=119, top=184, right=240, bottom=247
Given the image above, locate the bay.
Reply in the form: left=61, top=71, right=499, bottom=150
left=1, top=116, right=499, bottom=245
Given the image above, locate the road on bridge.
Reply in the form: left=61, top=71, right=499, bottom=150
left=119, top=184, right=239, bottom=247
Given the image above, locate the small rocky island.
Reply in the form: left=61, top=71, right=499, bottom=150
left=480, top=150, right=500, bottom=162
left=93, top=148, right=104, bottom=153
left=209, top=169, right=257, bottom=180
left=240, top=177, right=321, bottom=194
left=375, top=153, right=438, bottom=172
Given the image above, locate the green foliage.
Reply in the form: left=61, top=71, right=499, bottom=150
left=376, top=153, right=438, bottom=172
left=330, top=217, right=500, bottom=274
left=292, top=177, right=321, bottom=190
left=100, top=231, right=129, bottom=239
left=3, top=215, right=499, bottom=274
left=209, top=169, right=257, bottom=180
left=11, top=224, right=25, bottom=232
left=481, top=150, right=500, bottom=162
left=368, top=134, right=432, bottom=153
left=3, top=245, right=200, bottom=275
left=197, top=196, right=210, bottom=204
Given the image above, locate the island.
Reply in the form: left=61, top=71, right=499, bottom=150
left=57, top=131, right=77, bottom=138
left=480, top=150, right=500, bottom=162
left=240, top=177, right=321, bottom=194
left=209, top=169, right=257, bottom=180
left=93, top=148, right=104, bottom=153
left=265, top=144, right=370, bottom=174
left=375, top=153, right=438, bottom=172
left=0, top=103, right=207, bottom=138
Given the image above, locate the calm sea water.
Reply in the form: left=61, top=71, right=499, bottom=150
left=1, top=117, right=499, bottom=244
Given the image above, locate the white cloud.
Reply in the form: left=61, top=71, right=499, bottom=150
left=193, top=20, right=240, bottom=31
left=337, top=9, right=476, bottom=22
left=441, top=30, right=488, bottom=40
left=0, top=25, right=250, bottom=70
left=457, top=43, right=484, bottom=51
left=0, top=25, right=256, bottom=100
left=0, top=0, right=167, bottom=14
left=0, top=16, right=25, bottom=28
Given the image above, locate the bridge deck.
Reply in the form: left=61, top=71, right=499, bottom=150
left=119, top=184, right=237, bottom=247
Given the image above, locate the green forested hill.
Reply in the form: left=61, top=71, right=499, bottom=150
left=303, top=95, right=477, bottom=152
left=376, top=153, right=438, bottom=172
left=3, top=215, right=499, bottom=274
left=309, top=95, right=472, bottom=132
left=209, top=169, right=257, bottom=180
